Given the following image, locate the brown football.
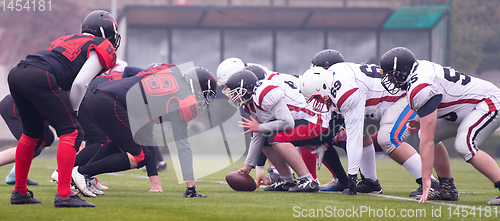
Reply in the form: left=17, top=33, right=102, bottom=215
left=225, top=171, right=257, bottom=191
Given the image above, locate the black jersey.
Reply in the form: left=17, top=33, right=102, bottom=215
left=96, top=64, right=198, bottom=123
left=19, top=34, right=117, bottom=91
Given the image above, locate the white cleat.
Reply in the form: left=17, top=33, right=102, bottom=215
left=71, top=166, right=96, bottom=198
left=90, top=176, right=108, bottom=191
left=51, top=170, right=58, bottom=183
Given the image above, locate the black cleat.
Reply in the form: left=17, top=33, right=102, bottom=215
left=183, top=185, right=206, bottom=198
left=11, top=190, right=41, bottom=205
left=320, top=181, right=348, bottom=192
left=265, top=168, right=281, bottom=185
left=410, top=177, right=440, bottom=197
left=288, top=178, right=320, bottom=192
left=357, top=178, right=383, bottom=194
left=347, top=174, right=357, bottom=195
left=264, top=179, right=296, bottom=192
left=417, top=177, right=459, bottom=201
left=54, top=192, right=95, bottom=207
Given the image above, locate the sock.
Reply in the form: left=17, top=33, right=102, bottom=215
left=402, top=153, right=422, bottom=179
left=9, top=164, right=15, bottom=174
left=74, top=143, right=102, bottom=166
left=270, top=166, right=278, bottom=174
left=255, top=166, right=265, bottom=173
left=78, top=152, right=131, bottom=177
left=300, top=147, right=317, bottom=179
left=57, top=133, right=78, bottom=198
left=14, top=135, right=38, bottom=195
left=299, top=173, right=313, bottom=180
left=280, top=173, right=294, bottom=183
left=359, top=144, right=377, bottom=180
left=322, top=146, right=349, bottom=184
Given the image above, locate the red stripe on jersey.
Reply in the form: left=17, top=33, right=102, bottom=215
left=365, top=94, right=404, bottom=107
left=287, top=105, right=316, bottom=116
left=409, top=83, right=431, bottom=109
left=257, top=85, right=279, bottom=108
left=266, top=73, right=278, bottom=80
left=484, top=98, right=497, bottom=112
left=438, top=99, right=481, bottom=109
left=337, top=88, right=358, bottom=110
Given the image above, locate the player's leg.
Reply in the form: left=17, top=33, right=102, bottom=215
left=455, top=106, right=500, bottom=205
left=357, top=135, right=383, bottom=194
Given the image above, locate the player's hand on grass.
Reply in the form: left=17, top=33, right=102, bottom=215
left=238, top=164, right=253, bottom=174
left=418, top=178, right=431, bottom=203
left=239, top=116, right=259, bottom=134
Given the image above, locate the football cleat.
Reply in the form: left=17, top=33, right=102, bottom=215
left=265, top=168, right=281, bottom=185
left=288, top=178, right=320, bottom=193
left=90, top=176, right=108, bottom=191
left=51, top=170, right=59, bottom=183
left=264, top=179, right=296, bottom=192
left=10, top=190, right=41, bottom=205
left=6, top=173, right=38, bottom=185
left=356, top=178, right=383, bottom=194
left=54, top=192, right=95, bottom=207
left=319, top=178, right=339, bottom=189
left=183, top=185, right=207, bottom=198
left=409, top=177, right=441, bottom=197
left=320, top=181, right=348, bottom=192
left=71, top=166, right=96, bottom=197
left=487, top=196, right=500, bottom=206
left=417, top=177, right=459, bottom=201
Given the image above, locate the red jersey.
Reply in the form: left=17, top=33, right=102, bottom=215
left=20, top=34, right=116, bottom=91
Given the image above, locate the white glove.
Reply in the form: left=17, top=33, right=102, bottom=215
left=311, top=144, right=327, bottom=170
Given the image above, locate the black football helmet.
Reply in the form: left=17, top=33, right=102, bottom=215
left=224, top=70, right=258, bottom=109
left=81, top=10, right=121, bottom=51
left=311, top=49, right=345, bottom=69
left=184, top=67, right=217, bottom=112
left=244, top=64, right=266, bottom=80
left=380, top=47, right=418, bottom=94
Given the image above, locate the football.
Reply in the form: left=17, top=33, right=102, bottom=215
left=225, top=171, right=257, bottom=191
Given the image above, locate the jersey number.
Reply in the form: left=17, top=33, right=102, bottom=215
left=330, top=80, right=342, bottom=98
left=359, top=64, right=382, bottom=79
left=284, top=81, right=297, bottom=89
left=47, top=35, right=87, bottom=61
left=443, top=67, right=470, bottom=85
left=142, top=74, right=179, bottom=97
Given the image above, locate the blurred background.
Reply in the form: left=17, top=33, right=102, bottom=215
left=1, top=0, right=500, bottom=159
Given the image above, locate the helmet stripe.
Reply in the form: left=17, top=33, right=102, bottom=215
left=393, top=57, right=398, bottom=71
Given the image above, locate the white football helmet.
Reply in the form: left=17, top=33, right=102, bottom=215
left=217, top=57, right=245, bottom=86
left=300, top=67, right=334, bottom=113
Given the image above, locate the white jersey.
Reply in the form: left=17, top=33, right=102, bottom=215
left=406, top=60, right=500, bottom=122
left=244, top=79, right=319, bottom=126
left=326, top=62, right=406, bottom=175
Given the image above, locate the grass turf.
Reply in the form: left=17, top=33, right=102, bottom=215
left=0, top=153, right=499, bottom=220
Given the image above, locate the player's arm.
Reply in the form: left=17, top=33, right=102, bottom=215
left=339, top=92, right=366, bottom=176
left=415, top=95, right=441, bottom=203
left=240, top=132, right=266, bottom=173
left=259, top=99, right=294, bottom=132
left=69, top=50, right=104, bottom=112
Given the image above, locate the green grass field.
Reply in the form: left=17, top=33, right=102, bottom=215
left=0, top=152, right=499, bottom=221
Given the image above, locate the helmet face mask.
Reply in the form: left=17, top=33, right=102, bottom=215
left=225, top=70, right=258, bottom=109
left=380, top=47, right=418, bottom=95
left=185, top=67, right=218, bottom=113
left=306, top=94, right=332, bottom=113
left=81, top=10, right=121, bottom=51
